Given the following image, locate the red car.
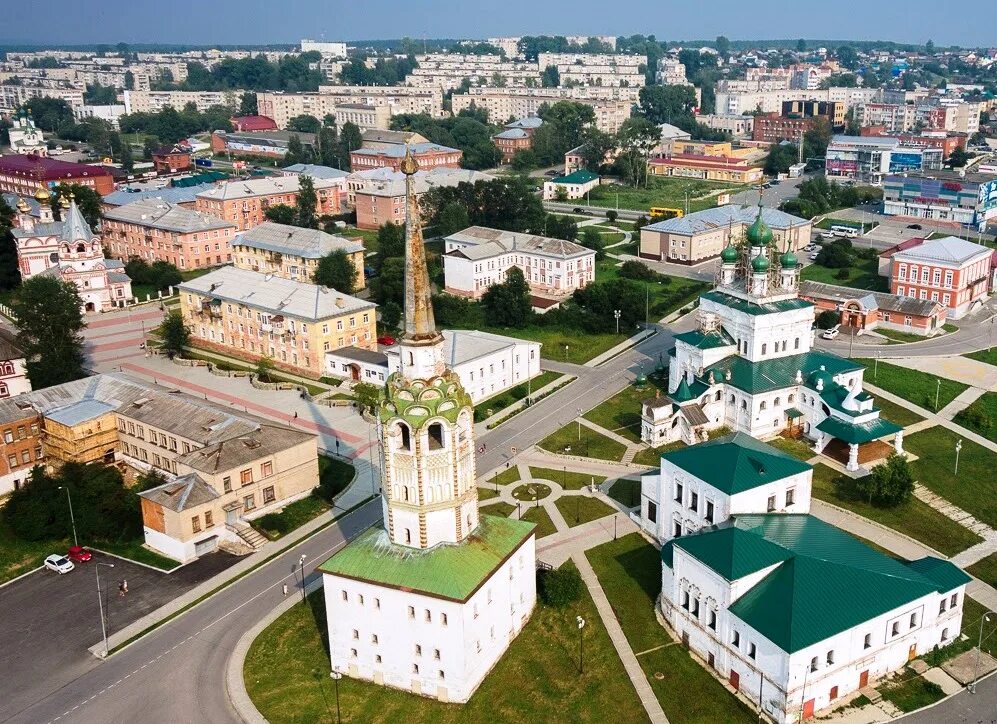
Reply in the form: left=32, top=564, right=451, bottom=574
left=67, top=546, right=92, bottom=563
left=377, top=335, right=397, bottom=347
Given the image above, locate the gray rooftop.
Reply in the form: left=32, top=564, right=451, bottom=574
left=328, top=346, right=390, bottom=366
left=175, top=422, right=314, bottom=475
left=233, top=221, right=363, bottom=258
left=195, top=175, right=337, bottom=202
left=493, top=128, right=529, bottom=140
left=179, top=266, right=375, bottom=321
left=102, top=184, right=216, bottom=207
left=445, top=225, right=593, bottom=260
left=799, top=281, right=943, bottom=317
left=104, top=198, right=236, bottom=234
left=506, top=117, right=543, bottom=130
left=352, top=142, right=459, bottom=159
left=11, top=201, right=95, bottom=243
left=138, top=474, right=218, bottom=512
left=383, top=329, right=537, bottom=368
left=892, top=236, right=993, bottom=265
left=645, top=204, right=810, bottom=235
left=281, top=164, right=349, bottom=180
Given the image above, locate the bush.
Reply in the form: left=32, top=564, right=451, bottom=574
left=835, top=267, right=850, bottom=280
left=955, top=406, right=991, bottom=433
left=606, top=210, right=618, bottom=222
left=255, top=513, right=291, bottom=536
left=816, top=310, right=840, bottom=329
left=619, top=259, right=660, bottom=282
left=538, top=565, right=583, bottom=607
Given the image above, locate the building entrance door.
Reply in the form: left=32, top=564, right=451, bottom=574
left=729, top=670, right=739, bottom=691
left=859, top=670, right=869, bottom=688
left=802, top=699, right=815, bottom=720
left=908, top=643, right=917, bottom=662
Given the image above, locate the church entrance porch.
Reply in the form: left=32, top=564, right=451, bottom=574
left=821, top=438, right=895, bottom=469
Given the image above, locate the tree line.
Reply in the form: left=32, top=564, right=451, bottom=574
left=154, top=54, right=325, bottom=92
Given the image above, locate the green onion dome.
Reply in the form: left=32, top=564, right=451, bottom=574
left=751, top=253, right=770, bottom=273
left=721, top=243, right=738, bottom=264
left=780, top=249, right=798, bottom=268
left=746, top=208, right=773, bottom=247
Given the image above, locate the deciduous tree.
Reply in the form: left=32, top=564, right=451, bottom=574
left=313, top=249, right=358, bottom=294
left=11, top=277, right=86, bottom=389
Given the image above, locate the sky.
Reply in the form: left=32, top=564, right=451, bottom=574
left=4, top=0, right=996, bottom=48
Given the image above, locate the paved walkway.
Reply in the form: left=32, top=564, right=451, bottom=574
left=876, top=355, right=997, bottom=390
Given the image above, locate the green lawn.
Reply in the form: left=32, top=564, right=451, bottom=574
left=554, top=495, right=617, bottom=528
left=763, top=436, right=814, bottom=461
left=874, top=395, right=926, bottom=428
left=876, top=668, right=945, bottom=713
left=474, top=371, right=563, bottom=422
left=244, top=571, right=650, bottom=724
left=252, top=494, right=331, bottom=541
left=486, top=466, right=522, bottom=487
left=593, top=263, right=709, bottom=323
left=520, top=505, right=558, bottom=539
left=607, top=478, right=641, bottom=508
left=632, top=440, right=686, bottom=467
left=966, top=348, right=997, bottom=366
left=528, top=467, right=604, bottom=490
left=486, top=501, right=517, bottom=518
left=810, top=464, right=982, bottom=556
left=586, top=177, right=747, bottom=214
left=477, top=324, right=628, bottom=365
left=538, top=423, right=628, bottom=462
left=953, top=392, right=997, bottom=443
left=98, top=540, right=181, bottom=570
left=905, top=427, right=997, bottom=529
left=801, top=256, right=888, bottom=292
left=583, top=380, right=666, bottom=443
left=600, top=231, right=627, bottom=245
left=586, top=535, right=758, bottom=724
left=477, top=487, right=501, bottom=501
left=859, top=359, right=969, bottom=412
left=815, top=217, right=879, bottom=232
left=966, top=553, right=997, bottom=590
left=512, top=483, right=551, bottom=502
left=876, top=327, right=939, bottom=344
left=318, top=456, right=355, bottom=499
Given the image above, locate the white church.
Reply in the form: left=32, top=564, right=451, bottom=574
left=641, top=201, right=902, bottom=472
left=318, top=148, right=537, bottom=703
left=639, top=433, right=971, bottom=723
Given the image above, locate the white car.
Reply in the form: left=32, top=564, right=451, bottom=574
left=44, top=554, right=75, bottom=574
left=821, top=327, right=841, bottom=340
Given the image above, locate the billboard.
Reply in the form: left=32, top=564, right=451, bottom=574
left=888, top=152, right=923, bottom=173
left=980, top=180, right=997, bottom=212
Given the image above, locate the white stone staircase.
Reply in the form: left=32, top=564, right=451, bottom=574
left=227, top=522, right=268, bottom=549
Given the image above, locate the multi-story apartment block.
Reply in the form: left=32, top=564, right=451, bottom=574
left=122, top=89, right=241, bottom=114
left=452, top=88, right=633, bottom=133
left=890, top=236, right=994, bottom=319
left=536, top=52, right=646, bottom=87
left=231, top=221, right=365, bottom=288
left=350, top=141, right=462, bottom=173
left=102, top=198, right=238, bottom=269
left=656, top=58, right=690, bottom=86
left=443, top=226, right=596, bottom=300
left=300, top=39, right=348, bottom=57
left=715, top=87, right=880, bottom=116
left=407, top=54, right=541, bottom=90
left=258, top=88, right=444, bottom=129
left=353, top=167, right=494, bottom=230
left=180, top=265, right=377, bottom=378
left=0, top=400, right=43, bottom=498
left=194, top=175, right=344, bottom=231
left=0, top=86, right=84, bottom=113
left=855, top=103, right=916, bottom=133
left=0, top=332, right=30, bottom=401
left=328, top=103, right=391, bottom=130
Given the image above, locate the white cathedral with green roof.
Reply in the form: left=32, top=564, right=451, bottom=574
left=642, top=200, right=902, bottom=471
left=318, top=149, right=536, bottom=703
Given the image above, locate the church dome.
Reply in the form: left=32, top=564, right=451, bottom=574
left=751, top=252, right=770, bottom=273
left=720, top=243, right=738, bottom=264
left=33, top=186, right=51, bottom=202
left=780, top=249, right=798, bottom=268
left=15, top=197, right=29, bottom=213
left=746, top=211, right=773, bottom=247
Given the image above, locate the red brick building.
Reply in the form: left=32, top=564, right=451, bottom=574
left=350, top=142, right=462, bottom=172
left=800, top=280, right=947, bottom=337
left=889, top=236, right=994, bottom=319
left=230, top=115, right=279, bottom=132
left=0, top=154, right=116, bottom=196
left=492, top=117, right=543, bottom=163
left=859, top=127, right=965, bottom=157
left=0, top=400, right=43, bottom=497
left=151, top=145, right=193, bottom=174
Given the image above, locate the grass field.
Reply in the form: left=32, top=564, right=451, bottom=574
left=520, top=505, right=558, bottom=539
left=474, top=371, right=564, bottom=422
left=477, top=487, right=501, bottom=501
left=593, top=262, right=709, bottom=323
left=859, top=359, right=969, bottom=412
left=607, top=478, right=641, bottom=508
left=801, top=256, right=888, bottom=292
left=319, top=456, right=355, bottom=498
left=487, top=466, right=522, bottom=487
left=476, top=324, right=629, bottom=365
left=538, top=423, right=628, bottom=462
left=966, top=553, right=997, bottom=589
left=874, top=395, right=926, bottom=428
left=244, top=569, right=650, bottom=724
left=953, top=392, right=997, bottom=443
left=815, top=217, right=879, bottom=232
left=764, top=436, right=814, bottom=461
left=810, top=464, right=982, bottom=556
left=512, top=483, right=551, bottom=502
left=632, top=440, right=686, bottom=467
left=527, top=467, right=604, bottom=490
left=966, top=348, right=997, bottom=366
left=876, top=668, right=945, bottom=713
left=586, top=535, right=758, bottom=723
left=487, top=502, right=517, bottom=518
left=905, top=427, right=997, bottom=529
left=585, top=178, right=747, bottom=214
left=251, top=494, right=330, bottom=541
left=583, top=380, right=666, bottom=443
left=554, top=495, right=617, bottom=528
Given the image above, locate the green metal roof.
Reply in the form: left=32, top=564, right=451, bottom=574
left=552, top=169, right=599, bottom=184
left=660, top=432, right=812, bottom=494
left=815, top=416, right=903, bottom=444
left=673, top=328, right=737, bottom=351
left=688, top=514, right=970, bottom=653
left=703, top=351, right=863, bottom=395
left=786, top=407, right=804, bottom=419
left=701, top=290, right=814, bottom=316
left=670, top=377, right=695, bottom=402
left=673, top=526, right=791, bottom=580
left=317, top=514, right=535, bottom=602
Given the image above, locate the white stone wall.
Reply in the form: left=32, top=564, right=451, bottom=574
left=322, top=535, right=536, bottom=703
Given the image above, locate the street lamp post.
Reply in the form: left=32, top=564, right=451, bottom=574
left=970, top=609, right=993, bottom=693
left=576, top=616, right=586, bottom=673
left=577, top=407, right=582, bottom=441
left=95, top=561, right=114, bottom=657
left=935, top=378, right=941, bottom=412
left=58, top=485, right=78, bottom=547
left=955, top=439, right=963, bottom=476
left=330, top=669, right=343, bottom=723
left=299, top=554, right=307, bottom=604
left=614, top=309, right=621, bottom=335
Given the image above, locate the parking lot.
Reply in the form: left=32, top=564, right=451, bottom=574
left=0, top=549, right=238, bottom=722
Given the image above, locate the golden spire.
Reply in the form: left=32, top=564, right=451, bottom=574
left=33, top=186, right=51, bottom=202
left=400, top=144, right=419, bottom=176
left=15, top=197, right=29, bottom=213
left=400, top=145, right=440, bottom=345
left=60, top=193, right=71, bottom=209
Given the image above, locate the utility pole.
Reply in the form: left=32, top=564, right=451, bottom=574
left=59, top=486, right=78, bottom=547
left=96, top=562, right=114, bottom=657
left=576, top=616, right=586, bottom=673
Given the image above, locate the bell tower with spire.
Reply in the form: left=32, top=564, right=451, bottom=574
left=378, top=147, right=479, bottom=550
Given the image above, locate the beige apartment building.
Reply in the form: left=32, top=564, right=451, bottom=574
left=122, top=89, right=241, bottom=114
left=194, top=175, right=344, bottom=231
left=103, top=198, right=238, bottom=269
left=258, top=87, right=444, bottom=128
left=231, top=221, right=366, bottom=288
left=535, top=52, right=647, bottom=88
left=179, top=265, right=377, bottom=378
left=452, top=89, right=632, bottom=133
left=407, top=53, right=541, bottom=90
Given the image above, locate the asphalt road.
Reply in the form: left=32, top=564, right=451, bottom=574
left=3, top=499, right=382, bottom=724
left=899, top=671, right=997, bottom=723
left=0, top=551, right=237, bottom=722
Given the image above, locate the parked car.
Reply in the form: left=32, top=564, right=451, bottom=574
left=907, top=223, right=923, bottom=230
left=821, top=326, right=841, bottom=340
left=545, top=170, right=558, bottom=176
left=377, top=335, right=396, bottom=347
left=573, top=207, right=583, bottom=214
left=67, top=546, right=92, bottom=563
left=44, top=554, right=75, bottom=574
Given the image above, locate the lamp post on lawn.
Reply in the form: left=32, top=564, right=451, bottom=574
left=299, top=554, right=307, bottom=604
left=577, top=407, right=582, bottom=440
left=576, top=615, right=586, bottom=673
left=935, top=378, right=941, bottom=412
left=955, top=439, right=963, bottom=476
left=970, top=609, right=993, bottom=693
left=564, top=344, right=569, bottom=361
left=58, top=485, right=78, bottom=547
left=330, top=669, right=343, bottom=722
left=614, top=309, right=621, bottom=335
left=95, top=561, right=114, bottom=657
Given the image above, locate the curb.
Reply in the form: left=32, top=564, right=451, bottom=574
left=0, top=564, right=44, bottom=591
left=894, top=667, right=997, bottom=721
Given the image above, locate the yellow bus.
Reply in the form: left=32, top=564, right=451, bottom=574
left=649, top=207, right=684, bottom=220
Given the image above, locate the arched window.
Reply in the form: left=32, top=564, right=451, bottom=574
left=76, top=243, right=86, bottom=253
left=729, top=394, right=735, bottom=404
left=0, top=381, right=8, bottom=398
left=759, top=401, right=767, bottom=411
left=405, top=528, right=412, bottom=544
left=941, top=627, right=949, bottom=641
left=403, top=487, right=409, bottom=502
left=740, top=400, right=747, bottom=410
left=715, top=390, right=722, bottom=401
left=428, top=422, right=445, bottom=450
left=408, top=351, right=414, bottom=366
left=466, top=513, right=473, bottom=530
left=788, top=394, right=795, bottom=404
left=398, top=423, right=411, bottom=451
left=774, top=397, right=781, bottom=407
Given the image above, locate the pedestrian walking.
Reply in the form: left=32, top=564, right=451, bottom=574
left=293, top=411, right=298, bottom=419
left=118, top=580, right=127, bottom=597
left=282, top=583, right=288, bottom=596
